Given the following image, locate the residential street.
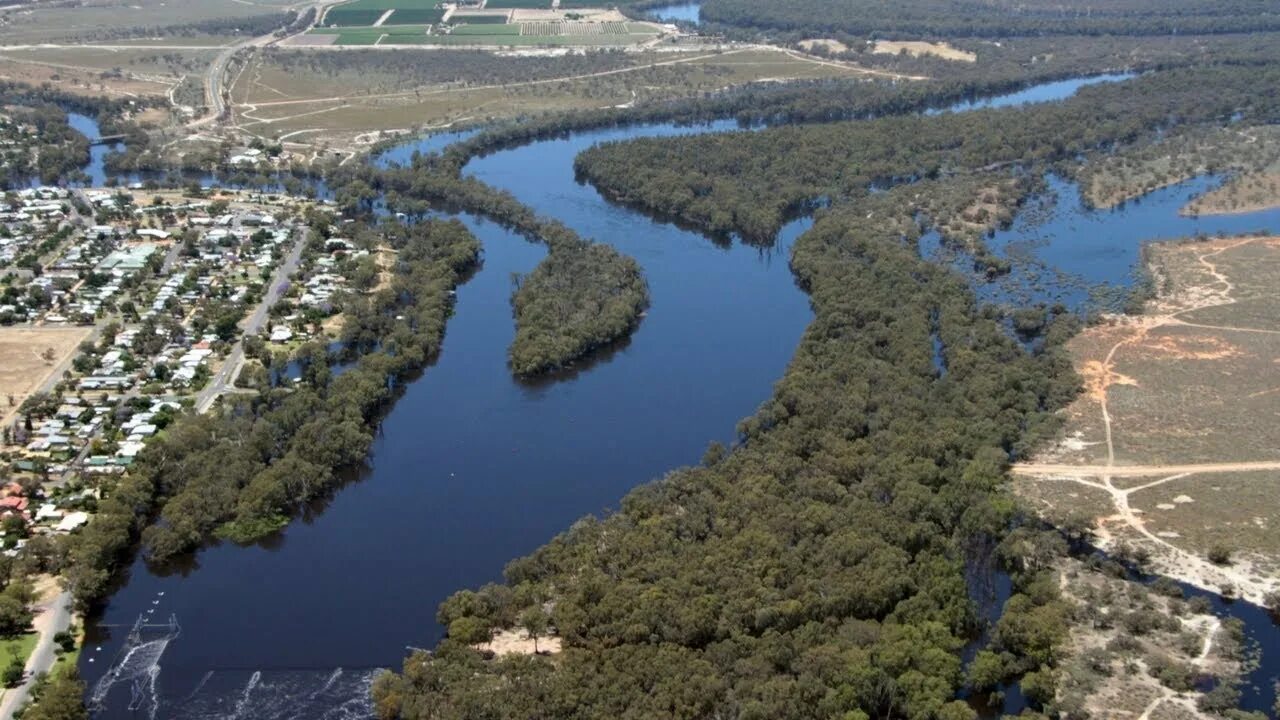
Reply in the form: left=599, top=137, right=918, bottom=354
left=0, top=590, right=72, bottom=720
left=195, top=235, right=304, bottom=413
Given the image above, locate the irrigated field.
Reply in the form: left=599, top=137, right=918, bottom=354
left=1016, top=234, right=1280, bottom=604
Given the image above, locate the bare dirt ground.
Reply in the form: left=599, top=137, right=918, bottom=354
left=0, top=326, right=91, bottom=437
left=1016, top=236, right=1280, bottom=604
left=477, top=628, right=562, bottom=657
left=872, top=40, right=976, bottom=62
left=798, top=38, right=849, bottom=54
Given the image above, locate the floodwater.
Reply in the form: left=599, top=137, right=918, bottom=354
left=644, top=2, right=701, bottom=24
left=919, top=174, right=1280, bottom=311
left=73, top=74, right=1280, bottom=718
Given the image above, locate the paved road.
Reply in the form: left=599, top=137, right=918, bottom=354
left=0, top=591, right=72, bottom=720
left=195, top=236, right=304, bottom=413
left=192, top=0, right=336, bottom=127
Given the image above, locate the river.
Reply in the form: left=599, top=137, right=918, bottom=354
left=71, top=76, right=1280, bottom=717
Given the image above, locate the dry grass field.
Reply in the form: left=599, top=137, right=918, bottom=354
left=227, top=47, right=900, bottom=145
left=0, top=326, right=92, bottom=432
left=872, top=40, right=976, bottom=62
left=0, top=46, right=215, bottom=100
left=1016, top=235, right=1280, bottom=603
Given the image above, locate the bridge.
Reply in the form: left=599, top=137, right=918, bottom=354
left=88, top=134, right=127, bottom=146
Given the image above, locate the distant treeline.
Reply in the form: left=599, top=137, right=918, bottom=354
left=421, top=31, right=1280, bottom=172
left=572, top=64, right=1280, bottom=243
left=72, top=11, right=296, bottom=42
left=61, top=219, right=479, bottom=601
left=697, top=0, right=1280, bottom=38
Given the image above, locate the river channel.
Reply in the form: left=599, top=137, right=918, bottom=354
left=71, top=75, right=1280, bottom=718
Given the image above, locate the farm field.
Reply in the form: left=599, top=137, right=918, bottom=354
left=320, top=0, right=445, bottom=26
left=0, top=0, right=295, bottom=43
left=1015, top=234, right=1280, bottom=604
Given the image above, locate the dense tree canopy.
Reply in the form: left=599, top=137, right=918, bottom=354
left=697, top=0, right=1280, bottom=39
left=574, top=65, right=1280, bottom=243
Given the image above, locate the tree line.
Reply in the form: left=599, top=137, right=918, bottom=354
left=696, top=0, right=1280, bottom=39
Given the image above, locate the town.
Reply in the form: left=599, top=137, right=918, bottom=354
left=0, top=180, right=370, bottom=705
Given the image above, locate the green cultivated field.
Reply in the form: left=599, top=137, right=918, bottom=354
left=324, top=8, right=384, bottom=26
left=383, top=8, right=447, bottom=24
left=312, top=24, right=430, bottom=44
left=328, top=0, right=440, bottom=9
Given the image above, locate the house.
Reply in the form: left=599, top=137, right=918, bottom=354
left=55, top=512, right=89, bottom=532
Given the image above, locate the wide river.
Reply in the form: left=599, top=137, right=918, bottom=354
left=77, top=75, right=1280, bottom=718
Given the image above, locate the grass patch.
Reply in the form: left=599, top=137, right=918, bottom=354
left=0, top=633, right=39, bottom=670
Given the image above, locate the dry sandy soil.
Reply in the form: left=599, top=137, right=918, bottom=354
left=1016, top=236, right=1280, bottom=604
left=798, top=38, right=849, bottom=54
left=477, top=628, right=562, bottom=657
left=872, top=40, right=975, bottom=62
left=0, top=326, right=92, bottom=436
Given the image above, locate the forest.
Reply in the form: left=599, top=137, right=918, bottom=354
left=696, top=0, right=1280, bottom=38
left=60, top=219, right=479, bottom=599
left=573, top=65, right=1280, bottom=243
